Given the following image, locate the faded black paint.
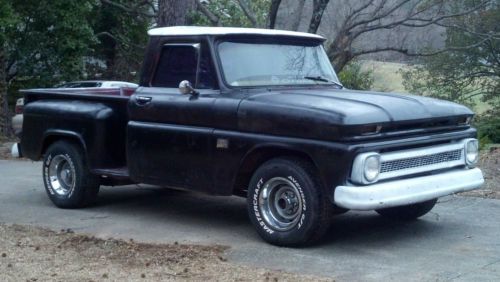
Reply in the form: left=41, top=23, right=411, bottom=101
left=20, top=33, right=476, bottom=199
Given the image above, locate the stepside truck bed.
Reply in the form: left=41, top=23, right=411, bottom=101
left=21, top=88, right=136, bottom=181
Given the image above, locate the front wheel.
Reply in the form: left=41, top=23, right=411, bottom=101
left=43, top=141, right=100, bottom=208
left=247, top=158, right=330, bottom=246
left=375, top=199, right=437, bottom=220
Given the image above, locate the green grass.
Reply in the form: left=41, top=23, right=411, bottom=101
left=471, top=95, right=491, bottom=114
left=359, top=60, right=410, bottom=93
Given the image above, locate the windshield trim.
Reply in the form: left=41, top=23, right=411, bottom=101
left=214, top=39, right=341, bottom=90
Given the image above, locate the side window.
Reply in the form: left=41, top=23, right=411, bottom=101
left=151, top=43, right=218, bottom=89
left=198, top=45, right=217, bottom=89
left=152, top=45, right=197, bottom=88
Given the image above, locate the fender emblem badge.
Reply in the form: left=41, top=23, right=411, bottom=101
left=216, top=138, right=229, bottom=149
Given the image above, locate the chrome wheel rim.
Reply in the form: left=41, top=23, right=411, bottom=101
left=259, top=177, right=303, bottom=231
left=48, top=155, right=75, bottom=196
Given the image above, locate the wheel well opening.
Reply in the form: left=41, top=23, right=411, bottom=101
left=233, top=147, right=317, bottom=196
left=41, top=135, right=82, bottom=158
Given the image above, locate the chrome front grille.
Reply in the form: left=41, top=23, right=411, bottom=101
left=377, top=142, right=466, bottom=181
left=380, top=149, right=462, bottom=173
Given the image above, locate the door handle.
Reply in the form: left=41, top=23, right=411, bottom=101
left=135, top=96, right=152, bottom=105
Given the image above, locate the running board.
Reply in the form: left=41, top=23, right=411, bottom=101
left=92, top=167, right=130, bottom=180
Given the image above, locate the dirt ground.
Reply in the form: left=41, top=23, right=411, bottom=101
left=0, top=140, right=17, bottom=160
left=460, top=147, right=500, bottom=199
left=0, top=224, right=330, bottom=282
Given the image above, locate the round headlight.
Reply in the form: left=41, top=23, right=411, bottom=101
left=465, top=139, right=479, bottom=166
left=364, top=155, right=381, bottom=182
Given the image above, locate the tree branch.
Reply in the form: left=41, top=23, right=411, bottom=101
left=351, top=36, right=494, bottom=58
left=308, top=0, right=330, bottom=34
left=237, top=0, right=258, bottom=27
left=349, top=0, right=490, bottom=41
left=100, top=0, right=155, bottom=18
left=195, top=0, right=221, bottom=26
left=345, top=0, right=412, bottom=31
left=96, top=32, right=145, bottom=50
left=289, top=0, right=305, bottom=31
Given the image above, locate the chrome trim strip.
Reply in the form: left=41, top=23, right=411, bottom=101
left=381, top=141, right=465, bottom=162
left=350, top=139, right=473, bottom=184
left=378, top=141, right=468, bottom=180
left=334, top=168, right=484, bottom=210
left=379, top=155, right=464, bottom=180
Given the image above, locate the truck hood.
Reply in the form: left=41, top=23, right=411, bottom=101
left=238, top=88, right=473, bottom=140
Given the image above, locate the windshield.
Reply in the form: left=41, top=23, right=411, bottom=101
left=218, top=41, right=340, bottom=87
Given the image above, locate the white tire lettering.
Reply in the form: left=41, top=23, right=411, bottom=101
left=64, top=153, right=77, bottom=198
left=253, top=177, right=274, bottom=234
left=287, top=176, right=307, bottom=230
left=44, top=154, right=55, bottom=195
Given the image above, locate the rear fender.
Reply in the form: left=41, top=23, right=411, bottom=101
left=41, top=130, right=88, bottom=158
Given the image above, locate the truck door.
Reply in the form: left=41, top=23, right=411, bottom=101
left=127, top=42, right=220, bottom=193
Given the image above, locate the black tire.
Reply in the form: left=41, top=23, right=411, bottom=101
left=375, top=199, right=437, bottom=220
left=247, top=157, right=330, bottom=247
left=43, top=140, right=100, bottom=208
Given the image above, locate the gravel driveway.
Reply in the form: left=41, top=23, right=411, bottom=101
left=0, top=159, right=500, bottom=281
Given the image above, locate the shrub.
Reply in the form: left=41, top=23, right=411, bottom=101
left=338, top=62, right=374, bottom=90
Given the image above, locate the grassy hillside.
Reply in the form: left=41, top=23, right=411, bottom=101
left=359, top=60, right=490, bottom=114
left=359, top=60, right=410, bottom=93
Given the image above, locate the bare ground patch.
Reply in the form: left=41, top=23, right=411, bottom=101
left=460, top=147, right=500, bottom=200
left=0, top=139, right=20, bottom=160
left=0, top=224, right=332, bottom=282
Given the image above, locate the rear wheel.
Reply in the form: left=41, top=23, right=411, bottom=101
left=43, top=141, right=100, bottom=208
left=247, top=157, right=330, bottom=246
left=375, top=199, right=437, bottom=220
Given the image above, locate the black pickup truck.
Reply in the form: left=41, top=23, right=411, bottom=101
left=19, top=26, right=484, bottom=246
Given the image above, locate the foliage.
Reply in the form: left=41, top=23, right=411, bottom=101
left=88, top=0, right=150, bottom=83
left=2, top=0, right=152, bottom=104
left=0, top=0, right=18, bottom=136
left=402, top=0, right=500, bottom=144
left=191, top=0, right=270, bottom=27
left=4, top=0, right=96, bottom=101
left=475, top=113, right=500, bottom=148
left=0, top=1, right=16, bottom=46
left=338, top=62, right=374, bottom=90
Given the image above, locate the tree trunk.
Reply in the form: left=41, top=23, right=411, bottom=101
left=326, top=30, right=353, bottom=73
left=308, top=0, right=329, bottom=34
left=157, top=0, right=197, bottom=27
left=289, top=0, right=306, bottom=31
left=267, top=0, right=282, bottom=29
left=0, top=46, right=11, bottom=137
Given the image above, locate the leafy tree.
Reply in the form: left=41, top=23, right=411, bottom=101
left=0, top=0, right=17, bottom=136
left=402, top=0, right=499, bottom=143
left=191, top=0, right=271, bottom=27
left=157, top=0, right=196, bottom=26
left=338, top=62, right=374, bottom=90
left=0, top=0, right=96, bottom=136
left=89, top=0, right=150, bottom=82
left=6, top=1, right=95, bottom=89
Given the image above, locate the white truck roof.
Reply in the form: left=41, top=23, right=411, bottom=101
left=148, top=26, right=324, bottom=40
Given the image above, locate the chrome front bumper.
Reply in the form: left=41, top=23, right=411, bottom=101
left=334, top=168, right=484, bottom=210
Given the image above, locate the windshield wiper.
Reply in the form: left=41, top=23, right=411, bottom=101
left=303, top=76, right=344, bottom=89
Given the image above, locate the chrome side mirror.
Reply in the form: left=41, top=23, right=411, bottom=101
left=179, top=80, right=198, bottom=96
